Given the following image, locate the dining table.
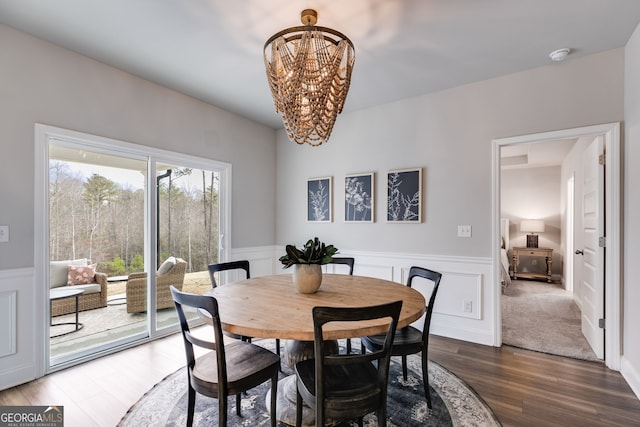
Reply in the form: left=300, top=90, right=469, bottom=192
left=204, top=273, right=426, bottom=425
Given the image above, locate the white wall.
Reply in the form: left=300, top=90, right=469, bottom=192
left=623, top=23, right=640, bottom=397
left=276, top=48, right=625, bottom=347
left=0, top=24, right=277, bottom=271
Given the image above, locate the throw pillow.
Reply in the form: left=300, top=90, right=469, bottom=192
left=50, top=258, right=88, bottom=288
left=67, top=263, right=97, bottom=285
left=157, top=256, right=176, bottom=276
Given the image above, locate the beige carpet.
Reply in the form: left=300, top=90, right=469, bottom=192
left=501, top=279, right=601, bottom=363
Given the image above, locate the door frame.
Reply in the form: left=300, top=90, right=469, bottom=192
left=35, top=124, right=232, bottom=375
left=491, top=122, right=621, bottom=370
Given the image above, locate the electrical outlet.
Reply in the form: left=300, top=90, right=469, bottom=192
left=463, top=300, right=472, bottom=313
left=0, top=225, right=8, bottom=243
left=457, top=225, right=472, bottom=238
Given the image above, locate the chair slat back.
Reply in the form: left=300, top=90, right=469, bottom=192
left=207, top=260, right=250, bottom=288
left=327, top=257, right=355, bottom=275
left=312, top=301, right=402, bottom=402
left=406, top=266, right=442, bottom=342
left=170, top=286, right=228, bottom=387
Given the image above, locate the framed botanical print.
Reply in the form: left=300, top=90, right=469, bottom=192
left=345, top=173, right=374, bottom=222
left=386, top=168, right=422, bottom=222
left=307, top=176, right=332, bottom=222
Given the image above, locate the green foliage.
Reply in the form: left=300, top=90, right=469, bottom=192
left=129, top=254, right=144, bottom=273
left=279, top=237, right=338, bottom=268
left=49, top=161, right=221, bottom=273
left=83, top=174, right=117, bottom=206
left=103, top=256, right=126, bottom=276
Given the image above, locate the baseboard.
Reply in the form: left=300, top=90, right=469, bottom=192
left=0, top=363, right=36, bottom=391
left=621, top=356, right=640, bottom=400
left=431, top=324, right=495, bottom=347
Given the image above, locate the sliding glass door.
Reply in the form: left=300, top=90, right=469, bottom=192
left=41, top=126, right=229, bottom=369
left=153, top=163, right=222, bottom=331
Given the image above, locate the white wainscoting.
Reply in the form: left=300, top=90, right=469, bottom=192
left=0, top=268, right=37, bottom=390
left=0, top=291, right=17, bottom=357
left=234, top=246, right=497, bottom=346
left=0, top=248, right=496, bottom=391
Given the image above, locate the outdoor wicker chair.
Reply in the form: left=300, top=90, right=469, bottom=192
left=126, top=259, right=187, bottom=313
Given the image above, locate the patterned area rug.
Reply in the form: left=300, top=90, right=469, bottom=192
left=119, top=340, right=500, bottom=427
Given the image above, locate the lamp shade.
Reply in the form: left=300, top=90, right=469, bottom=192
left=520, top=219, right=545, bottom=233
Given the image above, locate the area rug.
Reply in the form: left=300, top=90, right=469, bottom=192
left=502, top=279, right=600, bottom=362
left=119, top=340, right=500, bottom=427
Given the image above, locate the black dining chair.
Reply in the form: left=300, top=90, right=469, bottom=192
left=208, top=260, right=250, bottom=288
left=170, top=286, right=280, bottom=427
left=207, top=260, right=280, bottom=357
left=361, top=266, right=442, bottom=409
left=327, top=257, right=355, bottom=275
left=295, top=300, right=402, bottom=427
left=327, top=257, right=356, bottom=353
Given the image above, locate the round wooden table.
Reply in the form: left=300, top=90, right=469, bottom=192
left=205, top=273, right=425, bottom=341
left=205, top=273, right=425, bottom=425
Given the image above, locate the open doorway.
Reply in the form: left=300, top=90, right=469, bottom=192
left=492, top=123, right=621, bottom=370
left=498, top=139, right=600, bottom=362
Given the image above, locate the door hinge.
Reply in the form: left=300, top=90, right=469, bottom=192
left=599, top=236, right=606, bottom=248
left=599, top=154, right=606, bottom=165
left=599, top=318, right=606, bottom=329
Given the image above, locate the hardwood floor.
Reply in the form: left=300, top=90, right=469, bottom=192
left=1, top=333, right=639, bottom=426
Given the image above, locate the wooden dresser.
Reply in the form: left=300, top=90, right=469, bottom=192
left=511, top=247, right=553, bottom=282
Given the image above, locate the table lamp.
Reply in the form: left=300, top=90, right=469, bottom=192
left=520, top=219, right=545, bottom=248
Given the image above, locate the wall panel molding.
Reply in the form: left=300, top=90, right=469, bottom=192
left=0, top=267, right=36, bottom=390
left=251, top=246, right=496, bottom=346
left=0, top=291, right=17, bottom=357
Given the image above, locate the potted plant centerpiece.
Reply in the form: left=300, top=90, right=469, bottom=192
left=279, top=237, right=338, bottom=293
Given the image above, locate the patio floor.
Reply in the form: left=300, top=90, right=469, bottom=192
left=50, top=270, right=213, bottom=360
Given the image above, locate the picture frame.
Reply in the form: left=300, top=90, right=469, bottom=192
left=307, top=176, right=332, bottom=222
left=386, top=168, right=422, bottom=222
left=345, top=173, right=374, bottom=222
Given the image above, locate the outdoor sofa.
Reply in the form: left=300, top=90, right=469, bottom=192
left=50, top=258, right=108, bottom=316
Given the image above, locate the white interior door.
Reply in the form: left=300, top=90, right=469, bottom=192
left=579, top=136, right=605, bottom=359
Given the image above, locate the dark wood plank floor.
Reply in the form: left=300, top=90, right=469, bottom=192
left=1, top=333, right=639, bottom=426
left=430, top=336, right=640, bottom=426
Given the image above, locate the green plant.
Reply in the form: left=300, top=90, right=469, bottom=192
left=279, top=237, right=338, bottom=268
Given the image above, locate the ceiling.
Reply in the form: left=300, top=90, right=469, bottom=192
left=501, top=139, right=577, bottom=169
left=1, top=1, right=640, bottom=129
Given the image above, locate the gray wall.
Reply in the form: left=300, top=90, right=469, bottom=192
left=276, top=49, right=624, bottom=257
left=0, top=24, right=277, bottom=270
left=624, top=23, right=640, bottom=394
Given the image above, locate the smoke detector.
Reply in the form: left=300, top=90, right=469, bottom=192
left=549, top=48, right=571, bottom=62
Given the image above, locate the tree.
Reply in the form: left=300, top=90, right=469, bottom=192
left=83, top=174, right=117, bottom=261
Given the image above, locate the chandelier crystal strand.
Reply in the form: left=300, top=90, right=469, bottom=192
left=264, top=10, right=355, bottom=146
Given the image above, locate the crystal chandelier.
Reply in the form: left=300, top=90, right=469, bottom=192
left=264, top=9, right=355, bottom=147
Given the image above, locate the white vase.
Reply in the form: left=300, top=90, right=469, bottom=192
left=293, top=264, right=323, bottom=294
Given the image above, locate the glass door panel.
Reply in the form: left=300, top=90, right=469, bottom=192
left=155, top=164, right=221, bottom=329
left=49, top=143, right=149, bottom=365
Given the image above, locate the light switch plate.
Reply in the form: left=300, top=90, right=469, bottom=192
left=0, top=225, right=8, bottom=243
